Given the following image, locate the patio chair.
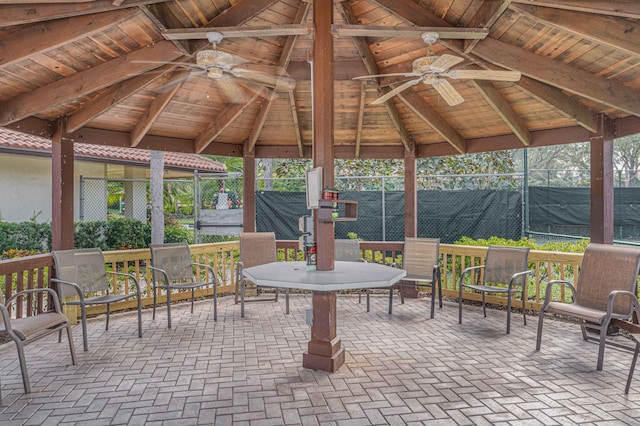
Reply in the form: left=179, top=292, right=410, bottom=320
left=458, top=246, right=532, bottom=334
left=51, top=248, right=142, bottom=352
left=334, top=239, right=370, bottom=311
left=149, top=243, right=218, bottom=329
left=536, top=243, right=640, bottom=371
left=626, top=334, right=640, bottom=393
left=389, top=238, right=442, bottom=318
left=0, top=288, right=77, bottom=402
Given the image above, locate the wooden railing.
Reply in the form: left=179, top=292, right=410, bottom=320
left=0, top=241, right=585, bottom=320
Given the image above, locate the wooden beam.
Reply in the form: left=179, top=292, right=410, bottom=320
left=130, top=70, right=188, bottom=147
left=288, top=89, right=304, bottom=158
left=471, top=37, right=640, bottom=117
left=246, top=89, right=276, bottom=154
left=0, top=0, right=167, bottom=27
left=590, top=114, right=615, bottom=244
left=66, top=64, right=179, bottom=133
left=355, top=81, right=366, bottom=159
left=512, top=4, right=640, bottom=57
left=463, top=0, right=513, bottom=53
left=242, top=153, right=256, bottom=232
left=0, top=40, right=182, bottom=126
left=404, top=143, right=417, bottom=238
left=331, top=25, right=488, bottom=39
left=0, top=8, right=138, bottom=68
left=194, top=89, right=263, bottom=154
left=511, top=0, right=640, bottom=19
left=397, top=91, right=466, bottom=154
left=338, top=1, right=411, bottom=152
left=51, top=118, right=74, bottom=251
left=470, top=79, right=530, bottom=146
left=164, top=24, right=313, bottom=40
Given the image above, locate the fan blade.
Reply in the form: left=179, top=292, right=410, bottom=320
left=353, top=72, right=422, bottom=80
left=446, top=69, right=521, bottom=81
left=132, top=60, right=202, bottom=69
left=228, top=67, right=296, bottom=90
left=217, top=77, right=251, bottom=104
left=429, top=54, right=464, bottom=72
left=431, top=79, right=464, bottom=106
left=371, top=78, right=422, bottom=105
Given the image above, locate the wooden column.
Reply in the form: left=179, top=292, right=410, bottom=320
left=590, top=114, right=614, bottom=244
left=51, top=118, right=74, bottom=251
left=303, top=0, right=344, bottom=373
left=404, top=143, right=417, bottom=238
left=242, top=154, right=256, bottom=232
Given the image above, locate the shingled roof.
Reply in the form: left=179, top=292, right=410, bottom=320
left=0, top=127, right=226, bottom=173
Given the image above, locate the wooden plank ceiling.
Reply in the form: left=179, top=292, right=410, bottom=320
left=1, top=0, right=639, bottom=159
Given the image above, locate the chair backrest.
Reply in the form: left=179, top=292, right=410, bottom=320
left=52, top=248, right=109, bottom=297
left=403, top=237, right=440, bottom=280
left=334, top=239, right=361, bottom=262
left=483, top=246, right=530, bottom=287
left=576, top=243, right=640, bottom=316
left=239, top=232, right=277, bottom=268
left=149, top=243, right=195, bottom=282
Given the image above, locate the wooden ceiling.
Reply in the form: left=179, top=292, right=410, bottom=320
left=1, top=0, right=640, bottom=159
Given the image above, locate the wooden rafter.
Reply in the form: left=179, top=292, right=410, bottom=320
left=355, top=81, right=366, bottom=159
left=472, top=37, right=640, bottom=117
left=331, top=25, right=488, bottom=39
left=130, top=70, right=189, bottom=147
left=338, top=1, right=411, bottom=152
left=512, top=4, right=640, bottom=57
left=163, top=24, right=313, bottom=40
left=0, top=40, right=182, bottom=126
left=470, top=80, right=530, bottom=146
left=463, top=0, right=513, bottom=53
left=194, top=88, right=264, bottom=154
left=0, top=0, right=167, bottom=27
left=510, top=0, right=640, bottom=19
left=288, top=89, right=304, bottom=158
left=397, top=91, right=466, bottom=154
left=246, top=89, right=276, bottom=154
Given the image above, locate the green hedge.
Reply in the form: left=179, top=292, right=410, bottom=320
left=0, top=219, right=193, bottom=256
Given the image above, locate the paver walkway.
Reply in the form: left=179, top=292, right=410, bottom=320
left=0, top=294, right=639, bottom=425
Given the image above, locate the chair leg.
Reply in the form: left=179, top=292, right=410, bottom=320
left=106, top=303, right=111, bottom=331
left=596, top=322, right=608, bottom=371
left=458, top=285, right=463, bottom=324
left=167, top=288, right=172, bottom=329
left=482, top=292, right=487, bottom=318
left=430, top=281, right=436, bottom=319
left=506, top=294, right=512, bottom=334
left=366, top=289, right=370, bottom=313
left=626, top=341, right=640, bottom=394
left=66, top=324, right=77, bottom=365
left=399, top=285, right=405, bottom=305
left=81, top=305, right=89, bottom=352
left=191, top=288, right=195, bottom=314
left=388, top=287, right=393, bottom=315
left=14, top=339, right=30, bottom=394
left=535, top=311, right=545, bottom=351
left=213, top=283, right=218, bottom=321
left=234, top=276, right=240, bottom=305
left=438, top=276, right=443, bottom=309
left=522, top=292, right=527, bottom=326
left=152, top=285, right=157, bottom=320
left=285, top=289, right=290, bottom=315
left=241, top=279, right=245, bottom=318
left=274, top=288, right=279, bottom=303
left=137, top=296, right=143, bottom=337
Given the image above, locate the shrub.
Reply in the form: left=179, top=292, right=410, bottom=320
left=106, top=218, right=150, bottom=250
left=164, top=225, right=194, bottom=244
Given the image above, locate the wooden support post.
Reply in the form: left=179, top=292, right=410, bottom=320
left=302, top=0, right=343, bottom=373
left=303, top=291, right=345, bottom=372
left=590, top=114, right=614, bottom=244
left=404, top=142, right=417, bottom=238
left=51, top=118, right=74, bottom=251
left=243, top=153, right=256, bottom=232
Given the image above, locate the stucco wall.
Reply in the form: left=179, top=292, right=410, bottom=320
left=0, top=153, right=107, bottom=223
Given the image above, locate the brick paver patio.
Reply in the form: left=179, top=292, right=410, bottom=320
left=0, top=294, right=639, bottom=425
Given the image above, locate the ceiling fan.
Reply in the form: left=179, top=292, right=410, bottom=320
left=136, top=32, right=296, bottom=102
left=353, top=32, right=521, bottom=107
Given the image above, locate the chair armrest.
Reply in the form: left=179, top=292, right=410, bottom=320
left=5, top=287, right=65, bottom=315
left=50, top=278, right=85, bottom=302
left=192, top=262, right=218, bottom=284
left=148, top=265, right=169, bottom=284
left=607, top=290, right=639, bottom=318
left=508, top=269, right=534, bottom=290
left=107, top=271, right=142, bottom=296
left=459, top=265, right=485, bottom=288
left=540, top=279, right=575, bottom=311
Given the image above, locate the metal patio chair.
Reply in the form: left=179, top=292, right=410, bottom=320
left=235, top=232, right=288, bottom=317
left=458, top=245, right=532, bottom=334
left=334, top=239, right=370, bottom=311
left=0, top=287, right=77, bottom=402
left=149, top=243, right=218, bottom=329
left=536, top=243, right=640, bottom=371
left=389, top=237, right=442, bottom=318
left=51, top=248, right=142, bottom=351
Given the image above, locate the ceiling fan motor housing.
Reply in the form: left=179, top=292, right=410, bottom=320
left=412, top=56, right=438, bottom=73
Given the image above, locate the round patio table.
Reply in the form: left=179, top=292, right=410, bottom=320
left=242, top=260, right=406, bottom=372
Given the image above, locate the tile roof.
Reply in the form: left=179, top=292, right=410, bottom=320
left=0, top=128, right=226, bottom=172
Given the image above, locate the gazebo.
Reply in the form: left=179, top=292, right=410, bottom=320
left=2, top=0, right=640, bottom=372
